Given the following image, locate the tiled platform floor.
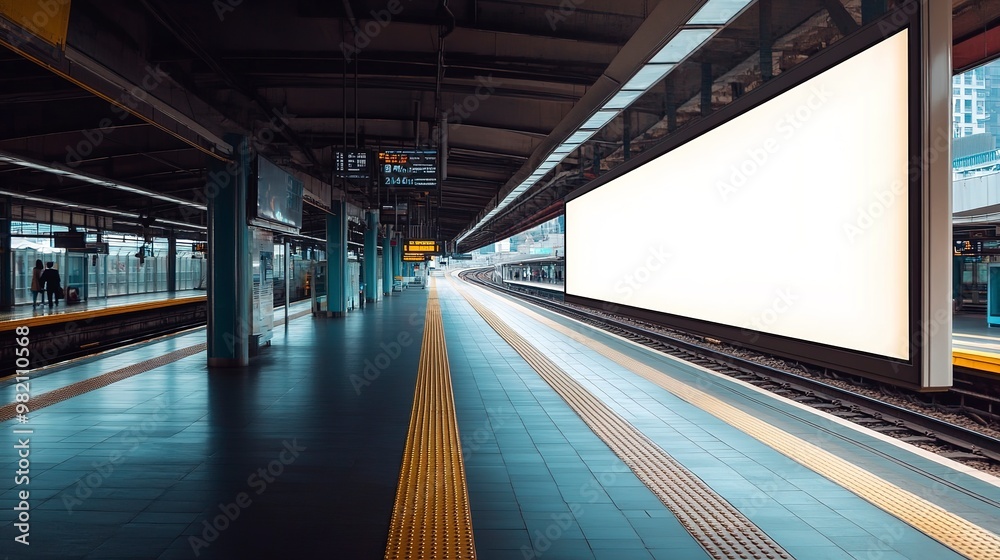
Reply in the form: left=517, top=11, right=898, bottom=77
left=446, top=276, right=1000, bottom=560
left=0, top=292, right=427, bottom=559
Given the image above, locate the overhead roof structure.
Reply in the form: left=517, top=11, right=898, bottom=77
left=0, top=0, right=997, bottom=247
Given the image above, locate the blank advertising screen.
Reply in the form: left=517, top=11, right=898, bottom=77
left=566, top=30, right=910, bottom=361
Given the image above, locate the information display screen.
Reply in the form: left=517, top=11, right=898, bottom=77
left=404, top=240, right=441, bottom=253
left=378, top=149, right=437, bottom=188
left=335, top=150, right=371, bottom=179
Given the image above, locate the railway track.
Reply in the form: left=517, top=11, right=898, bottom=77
left=460, top=269, right=1000, bottom=471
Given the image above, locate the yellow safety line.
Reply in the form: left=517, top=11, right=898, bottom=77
left=953, top=349, right=1000, bottom=374
left=452, top=278, right=790, bottom=560
left=384, top=278, right=476, bottom=560
left=465, top=283, right=1000, bottom=560
left=0, top=296, right=207, bottom=331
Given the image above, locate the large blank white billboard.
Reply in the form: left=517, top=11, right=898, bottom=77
left=567, top=30, right=911, bottom=361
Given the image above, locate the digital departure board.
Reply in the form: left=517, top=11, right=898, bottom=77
left=403, top=240, right=441, bottom=253
left=377, top=149, right=437, bottom=188
left=402, top=252, right=429, bottom=262
left=335, top=150, right=370, bottom=179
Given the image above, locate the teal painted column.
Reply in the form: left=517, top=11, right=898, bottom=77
left=364, top=210, right=379, bottom=302
left=382, top=225, right=393, bottom=296
left=207, top=134, right=251, bottom=367
left=327, top=200, right=348, bottom=316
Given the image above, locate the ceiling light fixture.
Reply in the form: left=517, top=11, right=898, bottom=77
left=0, top=150, right=207, bottom=211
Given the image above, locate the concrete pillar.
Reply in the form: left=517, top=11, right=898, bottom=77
left=207, top=134, right=251, bottom=367
left=326, top=200, right=348, bottom=316
left=392, top=234, right=401, bottom=279
left=364, top=210, right=379, bottom=302
left=920, top=0, right=954, bottom=388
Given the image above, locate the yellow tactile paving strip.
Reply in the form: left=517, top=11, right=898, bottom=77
left=0, top=307, right=311, bottom=419
left=384, top=279, right=477, bottom=560
left=454, top=280, right=791, bottom=560
left=465, top=282, right=1000, bottom=560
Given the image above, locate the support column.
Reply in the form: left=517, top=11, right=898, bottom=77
left=327, top=200, right=348, bottom=316
left=364, top=210, right=379, bottom=302
left=166, top=235, right=177, bottom=293
left=392, top=234, right=402, bottom=280
left=284, top=240, right=290, bottom=325
left=383, top=225, right=393, bottom=296
left=207, top=134, right=251, bottom=367
left=921, top=0, right=954, bottom=388
left=0, top=196, right=11, bottom=310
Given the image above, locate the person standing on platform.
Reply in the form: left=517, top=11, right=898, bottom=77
left=40, top=261, right=61, bottom=307
left=30, top=259, right=43, bottom=307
